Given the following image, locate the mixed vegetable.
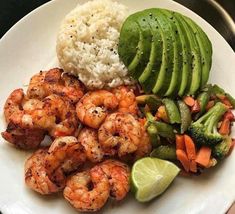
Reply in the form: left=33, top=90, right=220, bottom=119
left=137, top=84, right=235, bottom=174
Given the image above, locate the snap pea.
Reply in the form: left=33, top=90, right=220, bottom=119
left=177, top=100, right=192, bottom=134
left=162, top=98, right=181, bottom=124
left=147, top=124, right=161, bottom=147
left=150, top=145, right=176, bottom=160
left=145, top=112, right=175, bottom=141
left=195, top=92, right=210, bottom=119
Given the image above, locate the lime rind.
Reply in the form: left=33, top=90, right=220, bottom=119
left=131, top=157, right=180, bottom=202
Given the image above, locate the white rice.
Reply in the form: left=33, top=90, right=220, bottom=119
left=56, top=0, right=134, bottom=89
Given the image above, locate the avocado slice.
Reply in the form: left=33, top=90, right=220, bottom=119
left=152, top=9, right=174, bottom=96
left=127, top=26, right=145, bottom=77
left=175, top=13, right=202, bottom=95
left=138, top=9, right=163, bottom=93
left=162, top=10, right=183, bottom=97
left=118, top=17, right=140, bottom=67
left=183, top=16, right=212, bottom=88
left=171, top=12, right=191, bottom=97
left=128, top=13, right=153, bottom=79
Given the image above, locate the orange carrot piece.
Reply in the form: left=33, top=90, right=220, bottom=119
left=219, top=119, right=231, bottom=135
left=195, top=146, right=212, bottom=167
left=224, top=110, right=235, bottom=121
left=189, top=160, right=197, bottom=173
left=184, top=135, right=196, bottom=160
left=191, top=100, right=200, bottom=113
left=205, top=100, right=215, bottom=111
left=156, top=105, right=169, bottom=123
left=176, top=149, right=190, bottom=172
left=216, top=94, right=233, bottom=108
left=176, top=134, right=185, bottom=150
left=183, top=96, right=195, bottom=107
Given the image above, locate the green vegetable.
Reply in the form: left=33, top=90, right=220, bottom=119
left=212, top=136, right=232, bottom=159
left=118, top=8, right=212, bottom=97
left=195, top=92, right=210, bottom=119
left=188, top=102, right=227, bottom=147
left=146, top=111, right=175, bottom=140
left=150, top=145, right=176, bottom=160
left=212, top=84, right=235, bottom=108
left=163, top=98, right=181, bottom=124
left=177, top=100, right=192, bottom=133
left=147, top=124, right=161, bottom=147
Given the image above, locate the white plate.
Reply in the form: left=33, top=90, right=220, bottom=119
left=0, top=0, right=235, bottom=213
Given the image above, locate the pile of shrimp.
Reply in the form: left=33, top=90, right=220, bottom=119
left=1, top=68, right=151, bottom=212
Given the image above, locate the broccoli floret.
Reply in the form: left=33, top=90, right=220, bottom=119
left=188, top=102, right=227, bottom=147
left=212, top=136, right=232, bottom=159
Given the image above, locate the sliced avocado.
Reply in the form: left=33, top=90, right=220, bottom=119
left=172, top=12, right=191, bottom=97
left=128, top=14, right=153, bottom=79
left=183, top=16, right=212, bottom=88
left=175, top=13, right=202, bottom=95
left=162, top=10, right=183, bottom=97
left=138, top=10, right=163, bottom=93
left=127, top=26, right=145, bottom=76
left=152, top=9, right=174, bottom=96
left=118, top=18, right=140, bottom=67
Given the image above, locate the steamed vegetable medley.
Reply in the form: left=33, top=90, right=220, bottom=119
left=1, top=1, right=235, bottom=210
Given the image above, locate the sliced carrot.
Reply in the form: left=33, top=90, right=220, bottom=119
left=156, top=105, right=169, bottom=123
left=176, top=134, right=185, bottom=150
left=216, top=94, right=233, bottom=108
left=189, top=160, right=197, bottom=173
left=219, top=119, right=231, bottom=135
left=184, top=135, right=196, bottom=160
left=191, top=100, right=200, bottom=113
left=195, top=146, right=212, bottom=167
left=224, top=110, right=235, bottom=121
left=183, top=96, right=195, bottom=107
left=176, top=149, right=190, bottom=172
left=205, top=100, right=215, bottom=111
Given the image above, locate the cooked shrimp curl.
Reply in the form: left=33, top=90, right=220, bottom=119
left=78, top=128, right=104, bottom=163
left=64, top=165, right=110, bottom=212
left=100, top=160, right=130, bottom=200
left=25, top=148, right=63, bottom=194
left=29, top=94, right=79, bottom=138
left=1, top=89, right=45, bottom=149
left=44, top=136, right=86, bottom=188
left=112, top=86, right=139, bottom=115
left=76, top=90, right=119, bottom=129
left=27, top=68, right=84, bottom=103
left=98, top=112, right=142, bottom=157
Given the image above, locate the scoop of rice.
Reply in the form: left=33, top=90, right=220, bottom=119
left=56, top=0, right=133, bottom=89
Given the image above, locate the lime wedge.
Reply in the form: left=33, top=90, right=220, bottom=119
left=131, top=157, right=180, bottom=202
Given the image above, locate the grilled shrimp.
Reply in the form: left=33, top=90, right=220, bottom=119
left=78, top=128, right=104, bottom=163
left=27, top=68, right=84, bottom=103
left=76, top=90, right=118, bottom=129
left=100, top=160, right=130, bottom=200
left=112, top=86, right=138, bottom=115
left=1, top=89, right=45, bottom=149
left=45, top=136, right=86, bottom=188
left=98, top=112, right=142, bottom=157
left=64, top=165, right=110, bottom=212
left=24, top=148, right=63, bottom=194
left=30, top=94, right=79, bottom=137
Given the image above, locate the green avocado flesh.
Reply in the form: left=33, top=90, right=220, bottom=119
left=118, top=8, right=213, bottom=97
